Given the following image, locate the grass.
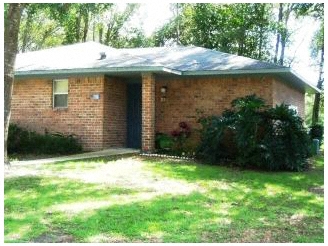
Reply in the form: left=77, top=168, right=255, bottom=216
left=4, top=154, right=324, bottom=243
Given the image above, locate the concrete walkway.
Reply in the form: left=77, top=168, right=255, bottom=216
left=9, top=148, right=140, bottom=166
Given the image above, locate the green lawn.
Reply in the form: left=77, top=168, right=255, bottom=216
left=4, top=154, right=324, bottom=243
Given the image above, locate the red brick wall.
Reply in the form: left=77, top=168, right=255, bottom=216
left=142, top=73, right=156, bottom=151
left=11, top=75, right=114, bottom=150
left=155, top=75, right=273, bottom=135
left=103, top=77, right=127, bottom=148
left=11, top=74, right=304, bottom=152
left=272, top=78, right=305, bottom=118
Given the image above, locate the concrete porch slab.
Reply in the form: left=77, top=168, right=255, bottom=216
left=9, top=148, right=140, bottom=166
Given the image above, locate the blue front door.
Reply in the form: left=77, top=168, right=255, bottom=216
left=127, top=83, right=142, bottom=148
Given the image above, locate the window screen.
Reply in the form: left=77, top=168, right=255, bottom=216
left=53, top=79, right=68, bottom=108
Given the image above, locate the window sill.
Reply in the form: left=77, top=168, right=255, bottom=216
left=53, top=107, right=68, bottom=111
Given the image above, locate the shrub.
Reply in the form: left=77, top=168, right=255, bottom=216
left=197, top=95, right=311, bottom=171
left=156, top=122, right=194, bottom=157
left=260, top=105, right=311, bottom=171
left=155, top=133, right=174, bottom=150
left=170, top=121, right=192, bottom=155
left=8, top=124, right=83, bottom=155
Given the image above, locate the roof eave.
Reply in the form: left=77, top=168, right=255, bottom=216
left=14, top=66, right=182, bottom=78
left=288, top=69, right=321, bottom=93
left=183, top=68, right=321, bottom=94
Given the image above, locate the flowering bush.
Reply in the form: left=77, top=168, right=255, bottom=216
left=171, top=122, right=191, bottom=138
left=170, top=121, right=191, bottom=154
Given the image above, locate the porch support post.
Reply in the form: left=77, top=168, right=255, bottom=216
left=141, top=73, right=156, bottom=152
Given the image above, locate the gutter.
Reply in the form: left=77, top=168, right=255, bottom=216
left=289, top=69, right=321, bottom=93
left=182, top=68, right=291, bottom=76
left=182, top=67, right=321, bottom=93
left=15, top=65, right=319, bottom=94
left=14, top=66, right=182, bottom=78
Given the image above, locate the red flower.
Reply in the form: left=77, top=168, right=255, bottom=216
left=179, top=121, right=188, bottom=129
left=171, top=130, right=181, bottom=137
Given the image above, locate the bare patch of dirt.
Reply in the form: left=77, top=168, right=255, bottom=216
left=308, top=186, right=324, bottom=196
left=5, top=157, right=203, bottom=215
left=289, top=213, right=306, bottom=225
left=5, top=157, right=201, bottom=196
left=86, top=233, right=129, bottom=243
left=32, top=232, right=74, bottom=243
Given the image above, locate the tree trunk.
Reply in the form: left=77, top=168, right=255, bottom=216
left=175, top=3, right=180, bottom=44
left=75, top=11, right=82, bottom=42
left=279, top=3, right=294, bottom=66
left=274, top=3, right=283, bottom=64
left=279, top=34, right=286, bottom=66
left=312, top=45, right=324, bottom=125
left=105, top=24, right=112, bottom=45
left=82, top=11, right=89, bottom=42
left=258, top=25, right=263, bottom=60
left=92, top=19, right=96, bottom=41
left=4, top=3, right=22, bottom=164
left=98, top=25, right=103, bottom=44
left=257, top=4, right=265, bottom=60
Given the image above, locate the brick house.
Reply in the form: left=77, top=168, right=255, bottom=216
left=12, top=42, right=319, bottom=152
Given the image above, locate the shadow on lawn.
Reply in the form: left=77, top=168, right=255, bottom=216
left=142, top=155, right=324, bottom=193
left=39, top=153, right=138, bottom=171
left=4, top=155, right=324, bottom=243
left=4, top=175, right=138, bottom=242
left=5, top=182, right=324, bottom=243
left=47, top=187, right=323, bottom=243
left=52, top=153, right=138, bottom=165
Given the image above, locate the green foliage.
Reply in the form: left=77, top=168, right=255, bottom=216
left=156, top=122, right=194, bottom=157
left=305, top=93, right=324, bottom=126
left=197, top=95, right=311, bottom=171
left=8, top=124, right=82, bottom=155
left=309, top=124, right=324, bottom=143
left=17, top=3, right=148, bottom=52
left=154, top=3, right=273, bottom=61
left=155, top=133, right=174, bottom=150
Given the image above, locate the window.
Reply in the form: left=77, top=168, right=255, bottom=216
left=53, top=79, right=68, bottom=108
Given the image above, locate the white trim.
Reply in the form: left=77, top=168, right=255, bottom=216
left=53, top=79, right=68, bottom=108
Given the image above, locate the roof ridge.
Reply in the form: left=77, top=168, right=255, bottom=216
left=193, top=46, right=287, bottom=69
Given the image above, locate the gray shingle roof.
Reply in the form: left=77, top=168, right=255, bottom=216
left=14, top=41, right=319, bottom=93
left=120, top=45, right=286, bottom=71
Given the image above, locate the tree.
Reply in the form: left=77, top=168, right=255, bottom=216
left=169, top=3, right=184, bottom=44
left=154, top=3, right=273, bottom=61
left=17, top=3, right=144, bottom=50
left=273, top=4, right=283, bottom=64
left=4, top=3, right=23, bottom=164
left=311, top=23, right=324, bottom=125
left=273, top=3, right=297, bottom=66
left=19, top=4, right=64, bottom=52
left=102, top=3, right=139, bottom=47
left=294, top=3, right=324, bottom=125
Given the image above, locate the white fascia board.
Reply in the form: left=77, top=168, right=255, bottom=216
left=183, top=68, right=321, bottom=93
left=182, top=68, right=291, bottom=76
left=14, top=66, right=182, bottom=77
left=289, top=69, right=321, bottom=93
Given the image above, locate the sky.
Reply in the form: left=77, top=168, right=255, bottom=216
left=134, top=2, right=173, bottom=36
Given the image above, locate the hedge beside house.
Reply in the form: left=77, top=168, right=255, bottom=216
left=8, top=124, right=82, bottom=155
left=197, top=95, right=312, bottom=171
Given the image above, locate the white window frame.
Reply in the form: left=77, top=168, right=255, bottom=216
left=53, top=79, right=68, bottom=108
